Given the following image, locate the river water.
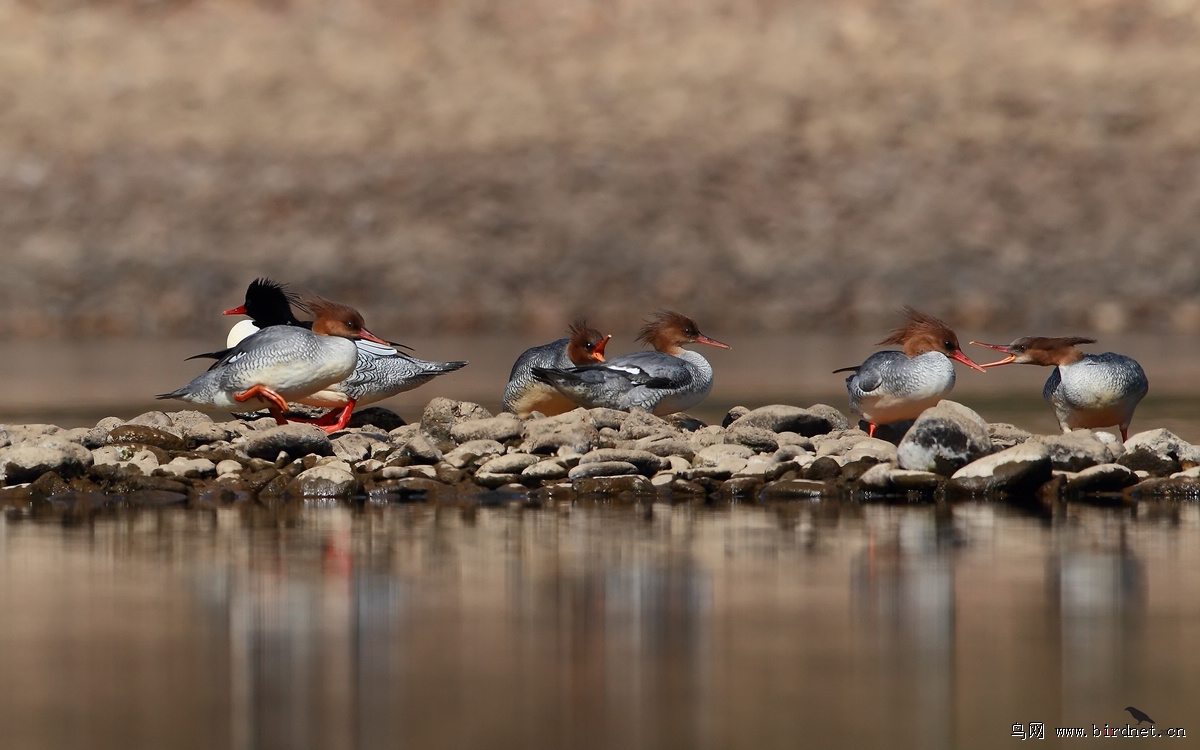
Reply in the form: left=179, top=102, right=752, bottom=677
left=0, top=500, right=1196, bottom=749
left=1, top=335, right=1199, bottom=748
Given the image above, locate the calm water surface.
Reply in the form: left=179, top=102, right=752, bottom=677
left=1, top=499, right=1197, bottom=749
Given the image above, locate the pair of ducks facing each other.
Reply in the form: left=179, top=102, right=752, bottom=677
left=159, top=279, right=467, bottom=433
left=503, top=312, right=729, bottom=418
left=838, top=307, right=1149, bottom=441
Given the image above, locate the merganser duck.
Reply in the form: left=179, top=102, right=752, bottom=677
left=502, top=321, right=612, bottom=417
left=201, top=278, right=466, bottom=432
left=834, top=307, right=986, bottom=437
left=969, top=336, right=1148, bottom=440
left=531, top=311, right=729, bottom=416
left=158, top=296, right=389, bottom=432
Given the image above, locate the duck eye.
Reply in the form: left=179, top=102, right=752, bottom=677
left=1014, top=345, right=1025, bottom=352
left=943, top=340, right=954, bottom=349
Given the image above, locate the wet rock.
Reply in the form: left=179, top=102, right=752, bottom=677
left=348, top=407, right=406, bottom=431
left=522, top=458, right=570, bottom=481
left=618, top=409, right=673, bottom=440
left=728, top=404, right=842, bottom=436
left=759, top=479, right=833, bottom=500
left=450, top=415, right=524, bottom=444
left=0, top=442, right=93, bottom=484
left=571, top=475, right=656, bottom=496
left=521, top=413, right=600, bottom=455
left=444, top=439, right=505, bottom=469
left=28, top=471, right=71, bottom=501
left=950, top=442, right=1052, bottom=494
left=243, top=424, right=333, bottom=461
left=1034, top=431, right=1118, bottom=472
left=568, top=461, right=640, bottom=479
left=717, top=476, right=764, bottom=499
left=578, top=449, right=667, bottom=476
left=896, top=401, right=991, bottom=475
left=1119, top=429, right=1199, bottom=477
left=1128, top=476, right=1200, bottom=498
left=1064, top=464, right=1139, bottom=494
left=399, top=433, right=444, bottom=464
left=156, top=457, right=217, bottom=479
left=420, top=398, right=493, bottom=444
left=804, top=456, right=842, bottom=480
left=108, top=425, right=186, bottom=452
left=287, top=463, right=359, bottom=497
left=724, top=426, right=779, bottom=453
left=857, top=464, right=941, bottom=492
left=382, top=465, right=437, bottom=480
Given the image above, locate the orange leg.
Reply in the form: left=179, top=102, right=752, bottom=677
left=868, top=423, right=877, bottom=438
left=289, top=400, right=357, bottom=433
left=235, top=384, right=290, bottom=425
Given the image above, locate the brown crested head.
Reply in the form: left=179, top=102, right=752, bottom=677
left=637, top=311, right=730, bottom=355
left=304, top=294, right=388, bottom=344
left=566, top=319, right=611, bottom=364
left=880, top=307, right=985, bottom=372
left=969, top=335, right=1094, bottom=367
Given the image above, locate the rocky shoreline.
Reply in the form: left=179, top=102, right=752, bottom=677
left=1, top=397, right=1198, bottom=514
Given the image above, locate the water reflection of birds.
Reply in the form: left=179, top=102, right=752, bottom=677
left=1125, top=706, right=1155, bottom=725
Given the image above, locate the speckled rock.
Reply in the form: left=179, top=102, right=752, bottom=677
left=629, top=436, right=694, bottom=460
left=571, top=474, right=656, bottom=496
left=109, top=425, right=186, bottom=452
left=896, top=401, right=992, bottom=475
left=92, top=445, right=160, bottom=475
left=331, top=433, right=378, bottom=463
left=450, top=415, right=524, bottom=444
left=692, top=444, right=754, bottom=467
left=125, top=411, right=178, bottom=432
left=985, top=422, right=1033, bottom=450
left=420, top=398, right=493, bottom=444
left=243, top=423, right=333, bottom=461
left=399, top=433, right=445, bottom=464
left=182, top=421, right=234, bottom=448
left=521, top=413, right=600, bottom=455
left=950, top=442, right=1052, bottom=494
left=724, top=426, right=779, bottom=453
left=618, top=409, right=673, bottom=440
left=587, top=408, right=629, bottom=430
left=811, top=429, right=871, bottom=457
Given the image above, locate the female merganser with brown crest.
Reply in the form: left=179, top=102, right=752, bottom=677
left=158, top=296, right=389, bottom=431
left=970, top=336, right=1148, bottom=440
left=834, top=307, right=986, bottom=437
left=532, top=311, right=729, bottom=416
left=503, top=321, right=612, bottom=417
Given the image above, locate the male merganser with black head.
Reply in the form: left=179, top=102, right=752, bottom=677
left=503, top=320, right=611, bottom=417
left=158, top=296, right=388, bottom=431
left=532, top=311, right=729, bottom=416
left=834, top=307, right=986, bottom=437
left=970, top=336, right=1148, bottom=440
left=194, top=279, right=465, bottom=431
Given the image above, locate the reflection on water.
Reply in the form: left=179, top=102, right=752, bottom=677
left=1, top=499, right=1198, bottom=749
